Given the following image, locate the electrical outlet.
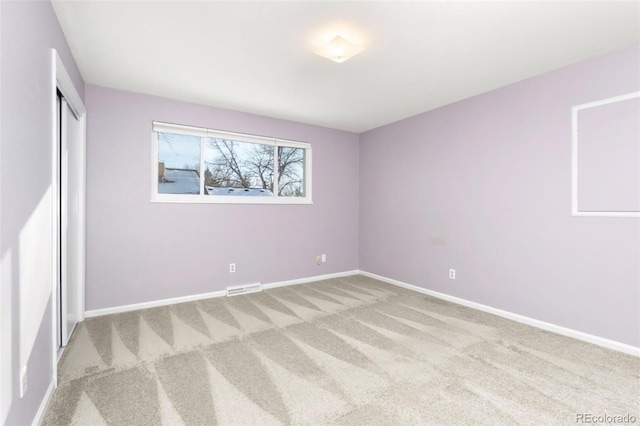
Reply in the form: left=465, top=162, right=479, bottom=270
left=229, top=263, right=236, bottom=273
left=316, top=256, right=321, bottom=265
left=449, top=269, right=456, bottom=280
left=20, top=366, right=27, bottom=398
left=321, top=254, right=326, bottom=263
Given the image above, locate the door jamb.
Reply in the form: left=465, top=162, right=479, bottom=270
left=51, top=50, right=86, bottom=387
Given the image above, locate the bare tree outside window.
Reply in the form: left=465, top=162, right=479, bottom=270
left=277, top=146, right=304, bottom=197
left=204, top=138, right=272, bottom=190
left=153, top=124, right=310, bottom=201
left=203, top=138, right=305, bottom=197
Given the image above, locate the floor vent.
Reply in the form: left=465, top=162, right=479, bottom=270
left=226, top=283, right=262, bottom=297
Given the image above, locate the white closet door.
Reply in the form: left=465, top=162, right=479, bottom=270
left=60, top=98, right=80, bottom=346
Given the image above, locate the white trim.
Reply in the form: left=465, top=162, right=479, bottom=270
left=272, top=143, right=279, bottom=196
left=55, top=55, right=84, bottom=117
left=31, top=379, right=55, bottom=426
left=85, top=289, right=227, bottom=318
left=262, top=270, right=360, bottom=290
left=51, top=49, right=87, bottom=390
left=199, top=132, right=205, bottom=197
left=304, top=148, right=312, bottom=200
left=83, top=268, right=639, bottom=356
left=207, top=129, right=275, bottom=147
left=85, top=270, right=360, bottom=317
left=359, top=270, right=640, bottom=357
left=150, top=195, right=313, bottom=205
left=276, top=138, right=311, bottom=150
left=571, top=102, right=579, bottom=215
left=60, top=99, right=70, bottom=346
left=152, top=121, right=208, bottom=138
left=571, top=91, right=640, bottom=218
left=76, top=115, right=87, bottom=323
left=152, top=121, right=312, bottom=150
left=151, top=131, right=159, bottom=204
left=51, top=51, right=60, bottom=389
left=571, top=211, right=640, bottom=218
left=574, top=91, right=640, bottom=111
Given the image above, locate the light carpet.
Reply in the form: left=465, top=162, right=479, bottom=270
left=43, top=275, right=639, bottom=425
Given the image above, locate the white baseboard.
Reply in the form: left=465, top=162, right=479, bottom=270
left=85, top=270, right=360, bottom=318
left=32, top=379, right=55, bottom=426
left=359, top=270, right=640, bottom=357
left=85, top=289, right=227, bottom=317
left=83, top=269, right=637, bottom=357
left=262, top=270, right=360, bottom=290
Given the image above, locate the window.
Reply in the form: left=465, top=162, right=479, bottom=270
left=152, top=122, right=312, bottom=203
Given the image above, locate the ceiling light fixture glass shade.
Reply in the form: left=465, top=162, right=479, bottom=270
left=316, top=35, right=363, bottom=63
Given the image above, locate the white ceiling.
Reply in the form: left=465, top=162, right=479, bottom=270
left=51, top=1, right=640, bottom=133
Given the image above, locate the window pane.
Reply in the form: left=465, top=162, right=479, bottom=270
left=277, top=146, right=305, bottom=197
left=158, top=132, right=202, bottom=194
left=203, top=138, right=274, bottom=196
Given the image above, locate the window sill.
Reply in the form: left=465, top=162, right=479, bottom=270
left=150, top=195, right=313, bottom=205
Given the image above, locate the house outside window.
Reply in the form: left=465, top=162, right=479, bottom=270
left=152, top=122, right=312, bottom=204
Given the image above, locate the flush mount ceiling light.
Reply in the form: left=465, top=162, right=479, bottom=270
left=315, top=35, right=363, bottom=63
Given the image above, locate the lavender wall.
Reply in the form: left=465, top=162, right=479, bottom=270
left=577, top=96, right=640, bottom=212
left=0, top=1, right=84, bottom=424
left=84, top=85, right=359, bottom=311
left=359, top=44, right=640, bottom=347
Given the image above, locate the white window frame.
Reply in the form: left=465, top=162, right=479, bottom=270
left=151, top=121, right=313, bottom=204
